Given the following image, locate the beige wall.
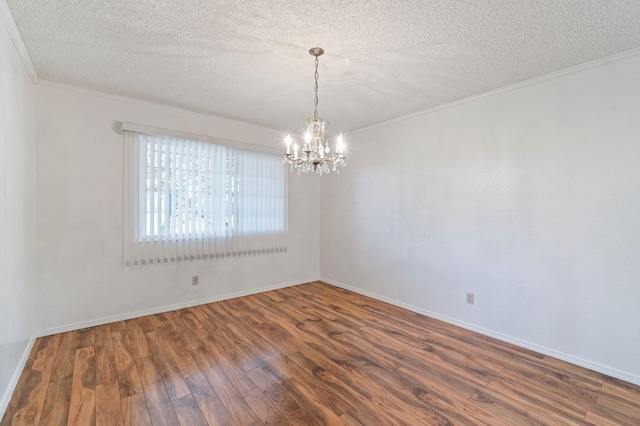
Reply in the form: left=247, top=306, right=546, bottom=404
left=321, top=52, right=640, bottom=385
left=35, top=83, right=320, bottom=334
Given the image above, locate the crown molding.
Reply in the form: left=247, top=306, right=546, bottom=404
left=348, top=46, right=640, bottom=135
left=0, top=0, right=38, bottom=83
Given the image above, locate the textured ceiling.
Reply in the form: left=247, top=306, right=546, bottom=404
left=7, top=1, right=640, bottom=132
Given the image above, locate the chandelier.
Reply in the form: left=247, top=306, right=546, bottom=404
left=283, top=47, right=347, bottom=175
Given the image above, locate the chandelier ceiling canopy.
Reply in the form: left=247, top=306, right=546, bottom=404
left=283, top=48, right=346, bottom=175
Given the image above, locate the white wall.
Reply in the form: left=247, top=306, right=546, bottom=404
left=35, top=83, right=319, bottom=333
left=0, top=10, right=36, bottom=413
left=320, top=51, right=640, bottom=384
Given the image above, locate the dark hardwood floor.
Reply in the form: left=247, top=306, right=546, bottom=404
left=2, top=281, right=639, bottom=425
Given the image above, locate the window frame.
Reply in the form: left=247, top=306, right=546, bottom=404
left=122, top=123, right=288, bottom=266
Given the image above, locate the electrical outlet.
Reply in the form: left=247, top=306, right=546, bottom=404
left=466, top=293, right=474, bottom=304
left=192, top=275, right=199, bottom=286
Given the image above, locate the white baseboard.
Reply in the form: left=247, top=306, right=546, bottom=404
left=321, top=277, right=640, bottom=387
left=0, top=336, right=36, bottom=419
left=31, top=275, right=640, bottom=386
left=37, top=277, right=318, bottom=337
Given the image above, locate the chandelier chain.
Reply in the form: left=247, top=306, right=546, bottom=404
left=313, top=56, right=319, bottom=119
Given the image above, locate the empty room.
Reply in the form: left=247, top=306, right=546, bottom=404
left=1, top=1, right=639, bottom=424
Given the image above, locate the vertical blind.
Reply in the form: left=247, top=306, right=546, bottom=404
left=124, top=131, right=287, bottom=266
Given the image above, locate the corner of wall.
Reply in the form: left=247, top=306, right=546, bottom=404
left=0, top=0, right=38, bottom=83
left=0, top=337, right=36, bottom=417
left=0, top=2, right=39, bottom=419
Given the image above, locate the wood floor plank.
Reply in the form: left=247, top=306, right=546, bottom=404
left=135, top=316, right=156, bottom=334
left=5, top=282, right=640, bottom=425
left=596, top=395, right=640, bottom=422
left=287, top=351, right=395, bottom=426
left=139, top=376, right=180, bottom=426
left=360, top=324, right=508, bottom=374
left=395, top=349, right=485, bottom=397
left=94, top=325, right=118, bottom=387
left=263, top=380, right=320, bottom=425
left=355, top=360, right=469, bottom=425
left=599, top=381, right=640, bottom=411
left=171, top=394, right=208, bottom=426
left=180, top=336, right=260, bottom=426
left=285, top=378, right=348, bottom=425
left=280, top=353, right=352, bottom=416
left=76, top=328, right=95, bottom=349
left=585, top=410, right=626, bottom=426
left=184, top=372, right=236, bottom=426
left=123, top=320, right=149, bottom=360
left=392, top=366, right=510, bottom=426
left=152, top=313, right=200, bottom=377
left=111, top=329, right=143, bottom=399
left=38, top=376, right=72, bottom=426
left=68, top=347, right=96, bottom=426
left=49, top=331, right=78, bottom=382
left=242, top=387, right=283, bottom=424
left=340, top=412, right=362, bottom=426
left=496, top=367, right=595, bottom=417
left=297, top=345, right=427, bottom=425
left=95, top=382, right=123, bottom=426
left=7, top=335, right=60, bottom=426
left=131, top=358, right=178, bottom=426
left=224, top=321, right=292, bottom=385
left=109, top=321, right=126, bottom=333
left=246, top=367, right=275, bottom=392
left=193, top=305, right=259, bottom=372
left=485, top=377, right=593, bottom=425
left=511, top=354, right=603, bottom=392
left=209, top=378, right=259, bottom=425
left=469, top=388, right=579, bottom=425
left=542, top=355, right=606, bottom=383
left=135, top=356, right=162, bottom=387
left=604, top=376, right=640, bottom=397
left=167, top=311, right=255, bottom=394
left=501, top=358, right=599, bottom=405
left=586, top=396, right=640, bottom=426
left=144, top=330, right=190, bottom=400
left=121, top=393, right=151, bottom=426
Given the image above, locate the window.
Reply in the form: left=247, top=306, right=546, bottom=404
left=124, top=131, right=287, bottom=266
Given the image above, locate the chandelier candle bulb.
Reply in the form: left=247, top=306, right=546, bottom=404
left=282, top=47, right=347, bottom=175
